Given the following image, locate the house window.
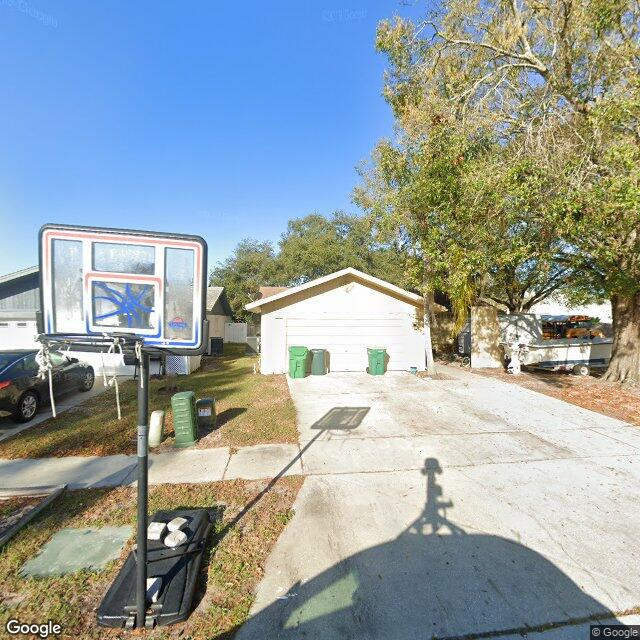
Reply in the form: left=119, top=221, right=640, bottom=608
left=0, top=322, right=8, bottom=327
left=17, top=322, right=27, bottom=327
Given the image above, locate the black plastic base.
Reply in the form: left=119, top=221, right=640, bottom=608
left=97, top=509, right=213, bottom=629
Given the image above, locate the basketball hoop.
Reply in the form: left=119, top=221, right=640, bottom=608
left=39, top=224, right=210, bottom=629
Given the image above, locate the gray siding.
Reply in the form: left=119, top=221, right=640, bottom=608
left=0, top=273, right=40, bottom=312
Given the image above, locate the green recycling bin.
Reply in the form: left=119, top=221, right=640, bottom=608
left=171, top=391, right=198, bottom=447
left=288, top=346, right=309, bottom=378
left=310, top=349, right=327, bottom=375
left=367, top=347, right=386, bottom=375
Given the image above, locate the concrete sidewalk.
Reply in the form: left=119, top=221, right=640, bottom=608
left=0, top=442, right=303, bottom=492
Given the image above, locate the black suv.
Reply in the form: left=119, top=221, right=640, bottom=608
left=0, top=350, right=95, bottom=422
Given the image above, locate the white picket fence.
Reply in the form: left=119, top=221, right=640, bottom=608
left=224, top=322, right=247, bottom=343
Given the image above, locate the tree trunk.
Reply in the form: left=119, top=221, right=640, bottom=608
left=602, top=292, right=640, bottom=384
left=424, top=293, right=436, bottom=374
left=422, top=258, right=436, bottom=374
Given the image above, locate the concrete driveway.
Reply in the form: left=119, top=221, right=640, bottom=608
left=238, top=367, right=640, bottom=639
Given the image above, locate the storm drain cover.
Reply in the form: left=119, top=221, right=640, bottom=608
left=20, top=526, right=132, bottom=577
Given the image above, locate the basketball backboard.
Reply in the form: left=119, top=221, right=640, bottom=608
left=39, top=224, right=208, bottom=354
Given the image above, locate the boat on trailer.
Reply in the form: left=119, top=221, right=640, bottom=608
left=499, top=313, right=612, bottom=375
left=521, top=337, right=612, bottom=374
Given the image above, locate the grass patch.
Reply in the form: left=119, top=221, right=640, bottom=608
left=0, top=476, right=303, bottom=639
left=0, top=344, right=298, bottom=459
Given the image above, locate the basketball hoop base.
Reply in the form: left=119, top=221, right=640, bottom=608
left=97, top=508, right=212, bottom=629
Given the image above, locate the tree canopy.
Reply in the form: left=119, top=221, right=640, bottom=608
left=210, top=212, right=406, bottom=320
left=278, top=211, right=405, bottom=286
left=356, top=0, right=640, bottom=382
left=210, top=239, right=283, bottom=322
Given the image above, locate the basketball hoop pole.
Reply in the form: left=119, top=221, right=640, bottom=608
left=136, top=349, right=150, bottom=628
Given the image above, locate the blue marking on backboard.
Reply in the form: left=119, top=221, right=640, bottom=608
left=93, top=281, right=154, bottom=329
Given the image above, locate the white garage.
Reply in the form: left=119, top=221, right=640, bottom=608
left=245, top=268, right=429, bottom=374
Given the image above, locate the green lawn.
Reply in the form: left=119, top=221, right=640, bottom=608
left=0, top=344, right=298, bottom=459
left=0, top=477, right=303, bottom=639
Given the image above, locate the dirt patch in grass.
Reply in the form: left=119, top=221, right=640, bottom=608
left=475, top=367, right=640, bottom=427
left=0, top=344, right=298, bottom=459
left=0, top=476, right=303, bottom=639
left=417, top=370, right=459, bottom=381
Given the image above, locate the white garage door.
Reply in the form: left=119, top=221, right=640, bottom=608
left=286, top=317, right=421, bottom=372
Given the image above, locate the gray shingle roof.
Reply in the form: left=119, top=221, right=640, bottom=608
left=0, top=265, right=39, bottom=285
left=207, top=286, right=224, bottom=309
left=206, top=286, right=233, bottom=316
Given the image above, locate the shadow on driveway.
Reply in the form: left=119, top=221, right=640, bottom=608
left=311, top=407, right=370, bottom=431
left=233, top=458, right=619, bottom=640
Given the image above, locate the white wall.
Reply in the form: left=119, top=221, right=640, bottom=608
left=225, top=322, right=248, bottom=343
left=260, top=281, right=425, bottom=374
left=0, top=320, right=40, bottom=350
left=530, top=298, right=612, bottom=323
left=470, top=306, right=503, bottom=368
left=499, top=313, right=542, bottom=343
left=71, top=351, right=167, bottom=376
left=206, top=314, right=231, bottom=339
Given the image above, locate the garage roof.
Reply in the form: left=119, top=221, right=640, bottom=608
left=258, top=286, right=289, bottom=299
left=245, top=267, right=422, bottom=313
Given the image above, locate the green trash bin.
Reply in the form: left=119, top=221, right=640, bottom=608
left=367, top=347, right=386, bottom=375
left=310, top=349, right=327, bottom=375
left=171, top=391, right=198, bottom=447
left=288, top=346, right=309, bottom=378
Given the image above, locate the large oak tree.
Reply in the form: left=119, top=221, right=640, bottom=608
left=358, top=0, right=640, bottom=382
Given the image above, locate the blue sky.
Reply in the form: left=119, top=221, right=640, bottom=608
left=0, top=0, right=423, bottom=276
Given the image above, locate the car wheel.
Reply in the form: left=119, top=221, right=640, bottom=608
left=80, top=367, right=95, bottom=391
left=12, top=390, right=40, bottom=423
left=572, top=363, right=590, bottom=377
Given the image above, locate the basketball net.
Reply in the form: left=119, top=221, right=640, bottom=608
left=100, top=338, right=125, bottom=420
left=35, top=340, right=56, bottom=418
left=35, top=334, right=142, bottom=422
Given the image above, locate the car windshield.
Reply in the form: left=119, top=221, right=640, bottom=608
left=49, top=352, right=67, bottom=366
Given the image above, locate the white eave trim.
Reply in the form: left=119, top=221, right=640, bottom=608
left=245, top=267, right=422, bottom=312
